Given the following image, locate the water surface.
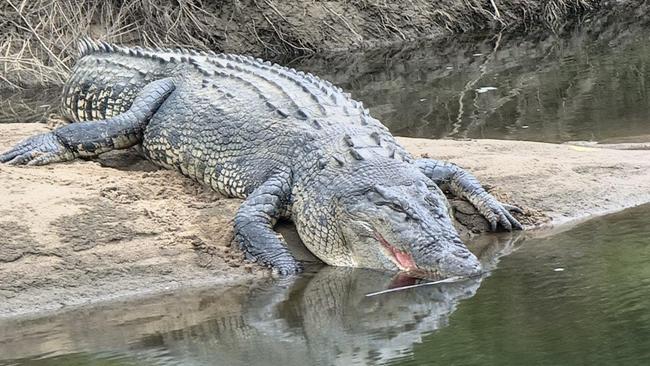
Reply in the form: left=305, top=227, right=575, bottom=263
left=0, top=204, right=649, bottom=366
left=293, top=24, right=650, bottom=143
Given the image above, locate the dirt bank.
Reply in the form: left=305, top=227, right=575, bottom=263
left=2, top=123, right=650, bottom=318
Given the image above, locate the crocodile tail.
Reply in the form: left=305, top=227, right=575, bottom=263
left=78, top=36, right=116, bottom=59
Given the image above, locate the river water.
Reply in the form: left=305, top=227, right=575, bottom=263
left=1, top=23, right=650, bottom=366
left=293, top=22, right=650, bottom=143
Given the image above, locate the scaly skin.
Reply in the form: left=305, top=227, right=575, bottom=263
left=1, top=38, right=522, bottom=276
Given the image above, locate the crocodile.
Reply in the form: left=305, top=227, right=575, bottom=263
left=0, top=38, right=522, bottom=276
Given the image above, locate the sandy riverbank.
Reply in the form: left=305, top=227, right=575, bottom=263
left=1, top=123, right=649, bottom=318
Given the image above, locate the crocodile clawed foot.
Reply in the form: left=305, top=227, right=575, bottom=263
left=243, top=251, right=304, bottom=276
left=478, top=196, right=524, bottom=232
left=0, top=132, right=73, bottom=166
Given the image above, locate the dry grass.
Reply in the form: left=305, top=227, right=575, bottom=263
left=423, top=0, right=595, bottom=32
left=0, top=0, right=599, bottom=89
left=0, top=0, right=228, bottom=88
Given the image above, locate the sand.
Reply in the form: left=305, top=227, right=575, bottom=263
left=1, top=123, right=649, bottom=318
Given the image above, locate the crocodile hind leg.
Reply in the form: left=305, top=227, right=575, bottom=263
left=234, top=173, right=302, bottom=275
left=414, top=158, right=523, bottom=231
left=0, top=78, right=175, bottom=166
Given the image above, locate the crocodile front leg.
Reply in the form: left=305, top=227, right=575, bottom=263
left=0, top=78, right=175, bottom=166
left=414, top=158, right=523, bottom=231
left=234, top=173, right=302, bottom=275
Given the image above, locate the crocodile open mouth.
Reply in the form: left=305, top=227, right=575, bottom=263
left=388, top=272, right=420, bottom=289
left=374, top=232, right=418, bottom=271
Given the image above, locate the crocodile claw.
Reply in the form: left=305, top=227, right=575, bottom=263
left=501, top=203, right=524, bottom=214
left=0, top=132, right=73, bottom=166
left=244, top=251, right=303, bottom=276
left=473, top=194, right=523, bottom=231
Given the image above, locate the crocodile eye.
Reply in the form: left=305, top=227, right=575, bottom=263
left=378, top=201, right=405, bottom=213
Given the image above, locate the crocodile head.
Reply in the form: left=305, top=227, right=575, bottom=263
left=337, top=175, right=482, bottom=279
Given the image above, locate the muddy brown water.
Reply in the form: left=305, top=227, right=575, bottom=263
left=1, top=24, right=650, bottom=366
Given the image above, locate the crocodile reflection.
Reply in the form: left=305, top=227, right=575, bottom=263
left=129, top=233, right=522, bottom=365
left=0, top=233, right=521, bottom=365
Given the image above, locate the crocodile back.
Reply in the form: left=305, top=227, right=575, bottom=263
left=58, top=39, right=413, bottom=199
left=61, top=38, right=378, bottom=127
